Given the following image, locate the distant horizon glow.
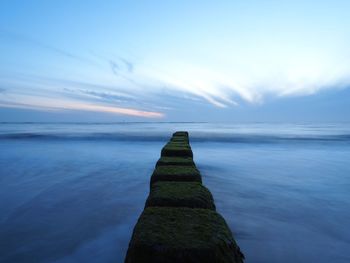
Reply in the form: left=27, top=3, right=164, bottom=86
left=1, top=0, right=350, bottom=121
left=0, top=95, right=164, bottom=118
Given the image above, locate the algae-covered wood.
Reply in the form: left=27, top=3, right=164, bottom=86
left=150, top=165, right=202, bottom=184
left=124, top=131, right=244, bottom=263
left=125, top=207, right=244, bottom=263
left=155, top=156, right=195, bottom=167
left=145, top=182, right=215, bottom=210
left=161, top=145, right=193, bottom=157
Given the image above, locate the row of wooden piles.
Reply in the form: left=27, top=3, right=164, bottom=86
left=125, top=131, right=244, bottom=263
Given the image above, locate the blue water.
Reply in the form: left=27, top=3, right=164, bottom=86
left=0, top=123, right=349, bottom=262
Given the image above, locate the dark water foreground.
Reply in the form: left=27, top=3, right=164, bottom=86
left=0, top=123, right=350, bottom=262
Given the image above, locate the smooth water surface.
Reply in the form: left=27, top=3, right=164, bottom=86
left=0, top=122, right=349, bottom=262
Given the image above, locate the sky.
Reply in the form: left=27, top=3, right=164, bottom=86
left=0, top=0, right=350, bottom=122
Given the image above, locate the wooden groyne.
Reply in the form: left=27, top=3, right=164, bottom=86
left=125, top=131, right=244, bottom=263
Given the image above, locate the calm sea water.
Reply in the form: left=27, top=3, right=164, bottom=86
left=0, top=122, right=349, bottom=263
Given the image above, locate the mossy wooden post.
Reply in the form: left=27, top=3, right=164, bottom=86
left=145, top=182, right=216, bottom=210
left=125, top=131, right=244, bottom=263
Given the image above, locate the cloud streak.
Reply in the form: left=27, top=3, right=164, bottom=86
left=0, top=29, right=100, bottom=67
left=141, top=58, right=350, bottom=108
left=0, top=95, right=164, bottom=118
left=1, top=0, right=350, bottom=122
left=0, top=74, right=166, bottom=118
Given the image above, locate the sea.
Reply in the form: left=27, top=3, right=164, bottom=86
left=0, top=122, right=349, bottom=263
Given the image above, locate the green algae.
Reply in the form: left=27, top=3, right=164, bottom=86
left=171, top=135, right=189, bottom=141
left=125, top=207, right=244, bottom=263
left=173, top=131, right=189, bottom=137
left=165, top=143, right=190, bottom=148
left=166, top=140, right=190, bottom=146
left=151, top=165, right=201, bottom=184
left=170, top=139, right=189, bottom=144
left=125, top=130, right=245, bottom=263
left=170, top=138, right=189, bottom=143
left=156, top=156, right=195, bottom=167
left=171, top=132, right=189, bottom=143
left=161, top=144, right=193, bottom=157
left=145, top=181, right=216, bottom=210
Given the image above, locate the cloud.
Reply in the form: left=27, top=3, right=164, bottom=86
left=2, top=25, right=350, bottom=118
left=138, top=57, right=350, bottom=109
left=77, top=89, right=135, bottom=102
left=63, top=88, right=136, bottom=105
left=120, top=58, right=134, bottom=73
left=108, top=58, right=135, bottom=80
left=0, top=29, right=258, bottom=109
left=109, top=60, right=121, bottom=76
left=0, top=74, right=166, bottom=118
left=0, top=95, right=164, bottom=118
left=0, top=29, right=99, bottom=67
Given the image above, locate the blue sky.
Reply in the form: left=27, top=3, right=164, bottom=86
left=1, top=0, right=350, bottom=122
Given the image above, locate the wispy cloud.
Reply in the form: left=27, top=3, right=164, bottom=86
left=109, top=60, right=121, bottom=76
left=120, top=58, right=134, bottom=73
left=0, top=29, right=99, bottom=67
left=2, top=15, right=350, bottom=120
left=139, top=58, right=350, bottom=108
left=0, top=94, right=164, bottom=118
left=0, top=29, right=302, bottom=110
left=0, top=72, right=166, bottom=118
left=73, top=89, right=135, bottom=102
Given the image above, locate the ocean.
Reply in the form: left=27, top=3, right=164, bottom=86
left=0, top=122, right=349, bottom=262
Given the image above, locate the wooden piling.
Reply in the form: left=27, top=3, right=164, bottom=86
left=125, top=131, right=244, bottom=263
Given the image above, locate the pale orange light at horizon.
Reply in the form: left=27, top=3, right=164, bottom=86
left=0, top=96, right=165, bottom=118
left=67, top=102, right=165, bottom=118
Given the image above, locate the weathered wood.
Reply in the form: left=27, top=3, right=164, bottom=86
left=125, top=131, right=244, bottom=263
